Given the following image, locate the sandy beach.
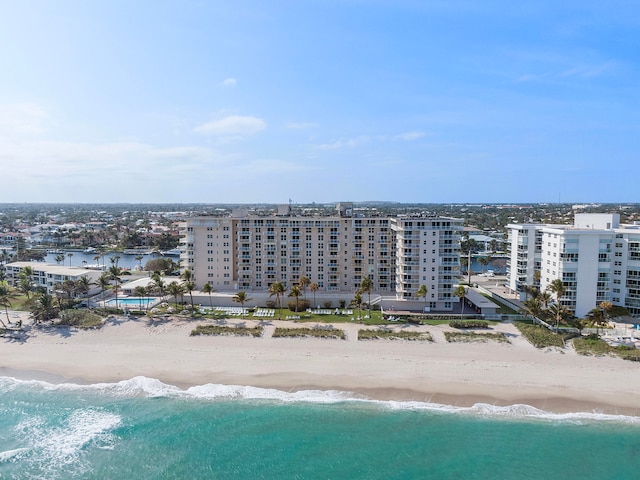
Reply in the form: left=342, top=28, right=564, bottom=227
left=2, top=311, right=639, bottom=416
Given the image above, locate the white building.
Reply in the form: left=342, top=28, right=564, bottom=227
left=390, top=216, right=461, bottom=310
left=4, top=261, right=103, bottom=295
left=507, top=213, right=640, bottom=317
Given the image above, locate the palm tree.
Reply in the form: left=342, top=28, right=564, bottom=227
left=538, top=291, right=552, bottom=309
left=0, top=250, right=10, bottom=267
left=288, top=285, right=302, bottom=313
left=180, top=269, right=193, bottom=283
left=415, top=285, right=428, bottom=313
left=350, top=292, right=363, bottom=321
left=18, top=277, right=32, bottom=299
left=0, top=281, right=18, bottom=328
left=586, top=306, right=606, bottom=335
left=299, top=276, right=311, bottom=299
left=152, top=273, right=166, bottom=302
left=75, top=275, right=93, bottom=308
left=547, top=279, right=566, bottom=330
left=21, top=266, right=33, bottom=281
left=31, top=293, right=59, bottom=324
left=521, top=297, right=543, bottom=321
left=453, top=285, right=467, bottom=319
left=133, top=285, right=147, bottom=311
left=98, top=273, right=111, bottom=300
left=232, top=291, right=251, bottom=318
left=109, top=265, right=122, bottom=311
left=268, top=281, right=286, bottom=319
left=111, top=283, right=121, bottom=311
left=135, top=255, right=144, bottom=269
left=600, top=301, right=613, bottom=321
left=167, top=281, right=184, bottom=308
left=17, top=267, right=34, bottom=298
left=67, top=252, right=73, bottom=267
left=309, top=282, right=319, bottom=309
left=202, top=282, right=214, bottom=309
left=359, top=276, right=374, bottom=318
left=587, top=302, right=613, bottom=334
left=522, top=284, right=540, bottom=301
left=55, top=253, right=65, bottom=265
left=183, top=281, right=196, bottom=314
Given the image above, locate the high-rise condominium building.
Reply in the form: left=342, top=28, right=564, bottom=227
left=180, top=204, right=462, bottom=311
left=507, top=213, right=640, bottom=317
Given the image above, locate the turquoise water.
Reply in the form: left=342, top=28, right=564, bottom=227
left=2, top=377, right=640, bottom=479
left=106, top=297, right=159, bottom=307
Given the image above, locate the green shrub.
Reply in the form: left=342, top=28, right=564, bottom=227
left=449, top=320, right=489, bottom=329
left=573, top=336, right=640, bottom=361
left=190, top=325, right=263, bottom=337
left=323, top=301, right=332, bottom=309
left=287, top=299, right=310, bottom=312
left=616, top=346, right=640, bottom=362
left=444, top=331, right=509, bottom=343
left=358, top=329, right=433, bottom=341
left=515, top=322, right=567, bottom=348
left=57, top=310, right=104, bottom=329
left=273, top=327, right=345, bottom=339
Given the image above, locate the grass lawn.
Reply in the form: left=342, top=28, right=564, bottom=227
left=255, top=309, right=388, bottom=326
left=7, top=294, right=33, bottom=311
left=479, top=293, right=519, bottom=314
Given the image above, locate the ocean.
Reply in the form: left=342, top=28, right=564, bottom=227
left=1, top=376, right=639, bottom=479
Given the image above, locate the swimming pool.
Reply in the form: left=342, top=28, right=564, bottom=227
left=105, top=297, right=160, bottom=307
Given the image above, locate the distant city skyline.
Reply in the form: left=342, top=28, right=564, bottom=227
left=1, top=1, right=638, bottom=204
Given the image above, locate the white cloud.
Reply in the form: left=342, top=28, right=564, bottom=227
left=316, top=135, right=375, bottom=150
left=0, top=102, right=49, bottom=135
left=516, top=61, right=616, bottom=84
left=286, top=122, right=318, bottom=130
left=316, top=132, right=425, bottom=150
left=194, top=115, right=267, bottom=136
left=219, top=78, right=237, bottom=87
left=393, top=131, right=426, bottom=141
left=244, top=158, right=308, bottom=174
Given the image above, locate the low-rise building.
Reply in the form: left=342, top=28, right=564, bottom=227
left=4, top=261, right=102, bottom=295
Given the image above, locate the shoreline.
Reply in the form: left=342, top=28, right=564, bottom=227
left=2, top=312, right=640, bottom=417
left=2, top=367, right=638, bottom=418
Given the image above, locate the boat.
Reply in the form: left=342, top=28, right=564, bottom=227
left=83, top=247, right=97, bottom=253
left=123, top=248, right=154, bottom=255
left=160, top=248, right=182, bottom=256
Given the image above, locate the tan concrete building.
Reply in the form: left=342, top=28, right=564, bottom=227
left=180, top=205, right=462, bottom=312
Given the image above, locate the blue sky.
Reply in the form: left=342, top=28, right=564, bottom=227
left=0, top=1, right=638, bottom=204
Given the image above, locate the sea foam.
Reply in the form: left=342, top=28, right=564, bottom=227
left=10, top=408, right=121, bottom=477
left=2, top=375, right=638, bottom=425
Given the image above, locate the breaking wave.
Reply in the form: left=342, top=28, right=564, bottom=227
left=1, top=375, right=638, bottom=425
